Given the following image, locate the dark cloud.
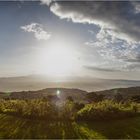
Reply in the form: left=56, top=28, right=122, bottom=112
left=84, top=66, right=120, bottom=72
left=126, top=55, right=140, bottom=63
left=125, top=63, right=140, bottom=70
left=46, top=1, right=140, bottom=42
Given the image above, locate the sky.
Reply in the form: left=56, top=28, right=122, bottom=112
left=0, top=0, right=140, bottom=81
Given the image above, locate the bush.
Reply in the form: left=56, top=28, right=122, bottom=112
left=0, top=99, right=58, bottom=120
left=0, top=99, right=139, bottom=121
left=75, top=100, right=140, bottom=121
left=86, top=92, right=105, bottom=103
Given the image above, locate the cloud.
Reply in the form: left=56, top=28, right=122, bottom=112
left=85, top=65, right=120, bottom=72
left=126, top=55, right=140, bottom=63
left=85, top=27, right=140, bottom=71
left=40, top=1, right=140, bottom=72
left=21, top=23, right=51, bottom=40
left=42, top=1, right=140, bottom=43
left=40, top=0, right=52, bottom=5
left=93, top=28, right=140, bottom=61
left=132, top=1, right=140, bottom=14
left=125, top=63, right=140, bottom=70
left=84, top=60, right=140, bottom=72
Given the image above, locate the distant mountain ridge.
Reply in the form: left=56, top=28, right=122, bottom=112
left=0, top=75, right=140, bottom=91
left=2, top=88, right=87, bottom=101
left=0, top=86, right=140, bottom=101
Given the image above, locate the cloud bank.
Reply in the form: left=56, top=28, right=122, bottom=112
left=43, top=1, right=140, bottom=43
left=21, top=23, right=51, bottom=40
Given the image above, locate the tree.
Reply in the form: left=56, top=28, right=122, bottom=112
left=74, top=102, right=85, bottom=110
left=86, top=92, right=105, bottom=103
left=114, top=93, right=123, bottom=102
left=131, top=95, right=140, bottom=103
left=66, top=96, right=74, bottom=102
left=46, top=95, right=59, bottom=103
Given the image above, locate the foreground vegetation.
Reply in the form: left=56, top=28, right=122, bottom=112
left=76, top=100, right=140, bottom=120
left=0, top=98, right=140, bottom=121
left=0, top=97, right=140, bottom=139
left=0, top=114, right=140, bottom=139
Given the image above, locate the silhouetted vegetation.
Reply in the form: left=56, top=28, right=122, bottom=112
left=86, top=92, right=105, bottom=103
left=131, top=95, right=140, bottom=103
left=66, top=96, right=74, bottom=102
left=114, top=93, right=123, bottom=102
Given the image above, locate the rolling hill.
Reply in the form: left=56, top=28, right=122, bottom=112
left=0, top=86, right=140, bottom=102
left=95, top=86, right=140, bottom=100
left=1, top=88, right=87, bottom=102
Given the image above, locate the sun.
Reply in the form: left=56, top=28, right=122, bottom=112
left=45, top=46, right=73, bottom=76
left=38, top=44, right=78, bottom=78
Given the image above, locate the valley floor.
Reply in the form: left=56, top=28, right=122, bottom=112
left=0, top=114, right=140, bottom=139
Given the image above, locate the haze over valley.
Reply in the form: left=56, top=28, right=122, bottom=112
left=0, top=75, right=140, bottom=92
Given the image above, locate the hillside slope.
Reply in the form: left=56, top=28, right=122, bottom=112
left=0, top=86, right=140, bottom=101
left=95, top=86, right=140, bottom=99
left=7, top=88, right=87, bottom=101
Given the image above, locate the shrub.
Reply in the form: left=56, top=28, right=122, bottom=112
left=75, top=100, right=140, bottom=121
left=0, top=99, right=58, bottom=120
left=0, top=99, right=139, bottom=121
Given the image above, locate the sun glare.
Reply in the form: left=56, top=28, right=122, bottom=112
left=38, top=42, right=78, bottom=78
